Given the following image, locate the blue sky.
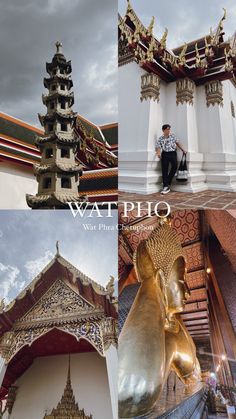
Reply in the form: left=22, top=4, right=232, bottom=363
left=0, top=210, right=117, bottom=304
left=119, top=0, right=236, bottom=49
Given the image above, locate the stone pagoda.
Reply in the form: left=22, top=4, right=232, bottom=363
left=26, top=41, right=86, bottom=209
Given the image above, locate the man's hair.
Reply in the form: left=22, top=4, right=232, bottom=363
left=162, top=124, right=171, bottom=131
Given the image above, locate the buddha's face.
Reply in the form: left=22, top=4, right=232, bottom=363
left=166, top=257, right=189, bottom=313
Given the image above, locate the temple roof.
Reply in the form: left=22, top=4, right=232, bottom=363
left=34, top=162, right=83, bottom=175
left=0, top=112, right=117, bottom=201
left=0, top=252, right=117, bottom=337
left=119, top=2, right=236, bottom=85
left=44, top=76, right=73, bottom=89
left=26, top=191, right=87, bottom=208
left=0, top=250, right=117, bottom=400
left=100, top=122, right=118, bottom=147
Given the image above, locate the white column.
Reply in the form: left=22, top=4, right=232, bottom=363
left=105, top=345, right=118, bottom=419
left=119, top=62, right=164, bottom=194
left=166, top=79, right=207, bottom=192
left=197, top=80, right=236, bottom=191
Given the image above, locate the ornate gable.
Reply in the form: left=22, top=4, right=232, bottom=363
left=0, top=279, right=107, bottom=362
left=16, top=279, right=97, bottom=326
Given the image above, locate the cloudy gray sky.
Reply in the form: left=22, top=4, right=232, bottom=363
left=0, top=0, right=117, bottom=127
left=119, top=0, right=236, bottom=49
left=0, top=210, right=117, bottom=304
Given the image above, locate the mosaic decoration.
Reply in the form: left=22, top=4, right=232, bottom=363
left=0, top=279, right=117, bottom=363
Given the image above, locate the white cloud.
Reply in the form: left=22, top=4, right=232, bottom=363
left=25, top=250, right=54, bottom=279
left=0, top=262, right=25, bottom=303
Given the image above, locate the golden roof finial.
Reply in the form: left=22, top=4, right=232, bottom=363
left=147, top=16, right=155, bottom=35
left=126, top=0, right=132, bottom=14
left=160, top=28, right=168, bottom=49
left=178, top=43, right=187, bottom=65
left=56, top=240, right=60, bottom=256
left=222, top=7, right=227, bottom=21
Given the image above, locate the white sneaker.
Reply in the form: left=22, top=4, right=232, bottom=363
left=161, top=187, right=170, bottom=194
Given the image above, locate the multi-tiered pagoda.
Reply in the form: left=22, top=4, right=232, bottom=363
left=26, top=42, right=86, bottom=209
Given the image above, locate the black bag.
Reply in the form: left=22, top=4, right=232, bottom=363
left=176, top=153, right=188, bottom=182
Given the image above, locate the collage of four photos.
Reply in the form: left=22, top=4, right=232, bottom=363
left=1, top=0, right=236, bottom=418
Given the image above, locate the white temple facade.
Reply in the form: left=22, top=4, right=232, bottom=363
left=119, top=3, right=236, bottom=194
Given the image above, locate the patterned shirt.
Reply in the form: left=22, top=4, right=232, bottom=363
left=155, top=134, right=179, bottom=152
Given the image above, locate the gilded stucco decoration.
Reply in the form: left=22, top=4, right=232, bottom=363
left=205, top=80, right=223, bottom=107
left=140, top=73, right=160, bottom=102
left=176, top=78, right=195, bottom=105
left=0, top=279, right=117, bottom=363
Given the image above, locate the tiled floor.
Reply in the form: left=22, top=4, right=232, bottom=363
left=119, top=190, right=236, bottom=210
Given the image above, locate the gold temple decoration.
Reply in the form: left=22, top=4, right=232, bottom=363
left=43, top=358, right=92, bottom=419
left=211, top=8, right=227, bottom=47
left=176, top=78, right=195, bottom=105
left=205, top=80, right=223, bottom=107
left=146, top=36, right=156, bottom=61
left=0, top=277, right=117, bottom=363
left=224, top=47, right=234, bottom=72
left=160, top=28, right=168, bottom=50
left=147, top=16, right=155, bottom=36
left=140, top=73, right=160, bottom=102
left=118, top=222, right=201, bottom=418
left=125, top=0, right=147, bottom=38
left=178, top=43, right=187, bottom=66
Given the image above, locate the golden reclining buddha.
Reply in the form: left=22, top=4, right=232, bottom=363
left=118, top=221, right=201, bottom=418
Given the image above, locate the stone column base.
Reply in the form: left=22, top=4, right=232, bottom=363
left=204, top=153, right=236, bottom=191
left=119, top=151, right=207, bottom=194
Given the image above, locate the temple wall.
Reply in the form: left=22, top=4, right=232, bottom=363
left=9, top=352, right=113, bottom=419
left=119, top=62, right=150, bottom=152
left=0, top=162, right=36, bottom=209
left=119, top=61, right=236, bottom=192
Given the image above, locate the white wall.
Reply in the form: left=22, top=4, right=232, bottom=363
left=9, top=352, right=113, bottom=419
left=105, top=346, right=118, bottom=419
left=119, top=62, right=150, bottom=152
left=0, top=162, right=36, bottom=209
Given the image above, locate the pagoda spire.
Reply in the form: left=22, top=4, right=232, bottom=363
left=43, top=356, right=93, bottom=419
left=55, top=41, right=62, bottom=54
left=26, top=43, right=86, bottom=209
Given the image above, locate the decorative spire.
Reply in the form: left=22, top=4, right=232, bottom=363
left=56, top=240, right=60, bottom=256
left=43, top=356, right=93, bottom=418
left=147, top=16, right=155, bottom=35
left=55, top=41, right=62, bottom=54
left=160, top=28, right=168, bottom=49
left=126, top=0, right=132, bottom=14
left=211, top=8, right=227, bottom=46
left=26, top=44, right=86, bottom=209
left=178, top=43, right=187, bottom=65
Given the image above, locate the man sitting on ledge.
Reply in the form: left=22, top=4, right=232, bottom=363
left=156, top=124, right=187, bottom=194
